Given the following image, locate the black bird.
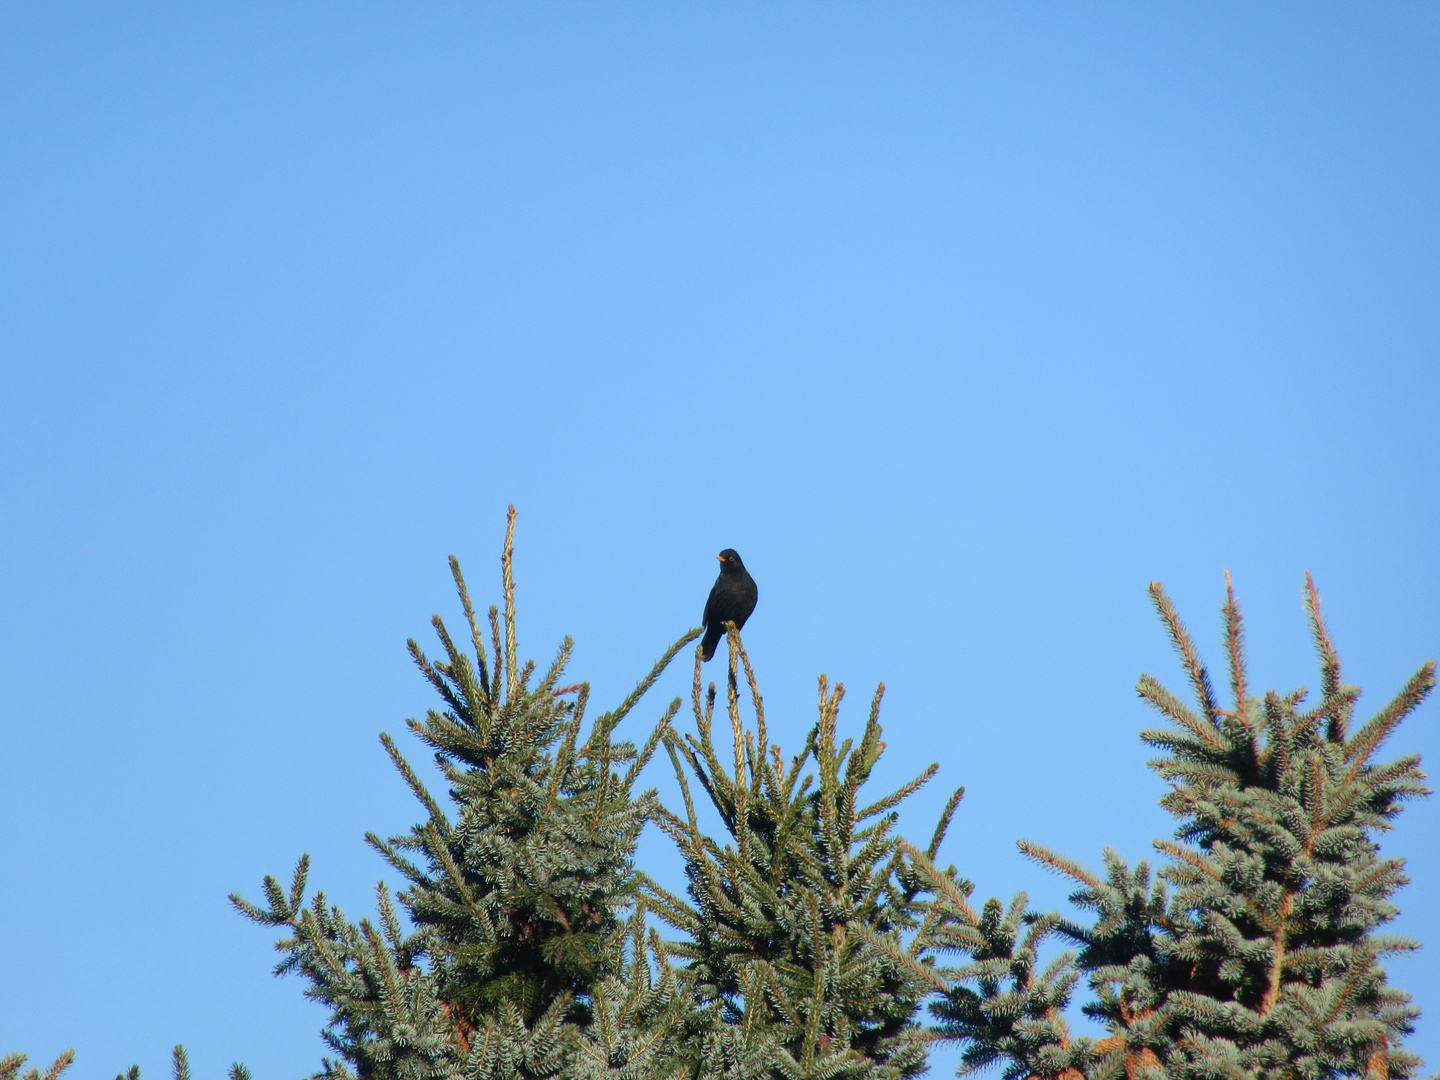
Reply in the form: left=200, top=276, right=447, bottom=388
left=701, top=549, right=758, bottom=662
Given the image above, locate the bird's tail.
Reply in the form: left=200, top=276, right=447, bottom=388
left=699, top=625, right=723, bottom=662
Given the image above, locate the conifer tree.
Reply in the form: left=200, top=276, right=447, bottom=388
left=644, top=628, right=967, bottom=1080
left=913, top=887, right=1092, bottom=1080
left=229, top=517, right=1432, bottom=1080
left=913, top=574, right=1433, bottom=1080
left=234, top=509, right=699, bottom=1080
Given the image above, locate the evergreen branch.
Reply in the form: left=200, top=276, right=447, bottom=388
left=685, top=667, right=734, bottom=824
left=502, top=504, right=519, bottom=700
left=743, top=728, right=764, bottom=805
left=407, top=637, right=469, bottom=720
left=1365, top=934, right=1424, bottom=957
left=569, top=680, right=591, bottom=740
left=732, top=631, right=768, bottom=780
left=532, top=635, right=574, bottom=703
left=603, top=628, right=705, bottom=742
left=800, top=895, right=828, bottom=1069
left=360, top=919, right=405, bottom=1018
left=855, top=762, right=937, bottom=825
left=296, top=899, right=357, bottom=985
left=1304, top=571, right=1343, bottom=710
left=1148, top=581, right=1221, bottom=725
left=1222, top=570, right=1249, bottom=722
left=431, top=612, right=493, bottom=732
left=840, top=686, right=886, bottom=816
left=927, top=786, right=965, bottom=862
left=588, top=731, right=618, bottom=841
left=374, top=884, right=407, bottom=954
left=1281, top=687, right=1326, bottom=750
left=449, top=647, right=494, bottom=736
left=290, top=853, right=311, bottom=914
left=379, top=732, right=450, bottom=827
left=1146, top=756, right=1240, bottom=786
left=626, top=697, right=682, bottom=790
left=1344, top=858, right=1412, bottom=899
left=661, top=736, right=703, bottom=840
left=848, top=813, right=899, bottom=882
left=899, top=840, right=980, bottom=926
left=450, top=553, right=493, bottom=705
left=429, top=611, right=466, bottom=673
left=425, top=822, right=478, bottom=907
left=725, top=631, right=750, bottom=871
left=407, top=709, right=491, bottom=764
left=1136, top=677, right=1227, bottom=754
left=1153, top=840, right=1222, bottom=881
left=0, top=1051, right=75, bottom=1080
left=853, top=924, right=950, bottom=993
left=486, top=601, right=505, bottom=708
left=545, top=695, right=587, bottom=826
left=1262, top=690, right=1291, bottom=778
left=637, top=873, right=700, bottom=936
left=856, top=846, right=906, bottom=918
left=229, top=855, right=309, bottom=927
left=1353, top=752, right=1429, bottom=802
left=1344, top=661, right=1436, bottom=776
left=1018, top=842, right=1103, bottom=890
left=364, top=832, right=427, bottom=884
left=513, top=657, right=538, bottom=703
left=691, top=639, right=705, bottom=729
left=682, top=732, right=734, bottom=832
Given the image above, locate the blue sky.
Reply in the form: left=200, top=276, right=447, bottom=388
left=2, top=4, right=1437, bottom=1077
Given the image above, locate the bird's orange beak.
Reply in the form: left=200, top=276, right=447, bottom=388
left=716, top=555, right=725, bottom=562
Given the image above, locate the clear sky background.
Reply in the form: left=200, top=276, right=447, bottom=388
left=2, top=4, right=1437, bottom=1077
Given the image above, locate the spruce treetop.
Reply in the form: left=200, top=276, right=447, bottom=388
left=1006, top=573, right=1434, bottom=1080
left=233, top=508, right=700, bottom=1079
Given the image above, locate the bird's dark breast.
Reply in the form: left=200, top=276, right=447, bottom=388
left=700, top=571, right=758, bottom=661
left=706, top=577, right=757, bottom=628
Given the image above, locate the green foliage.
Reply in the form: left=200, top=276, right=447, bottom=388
left=233, top=508, right=699, bottom=1079
left=165, top=1037, right=250, bottom=1080
left=645, top=628, right=961, bottom=1080
left=228, top=513, right=1431, bottom=1080
left=1135, top=573, right=1431, bottom=1079
left=917, top=887, right=1091, bottom=1080
left=0, top=1046, right=247, bottom=1080
left=0, top=1052, right=74, bottom=1080
left=964, top=573, right=1434, bottom=1080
